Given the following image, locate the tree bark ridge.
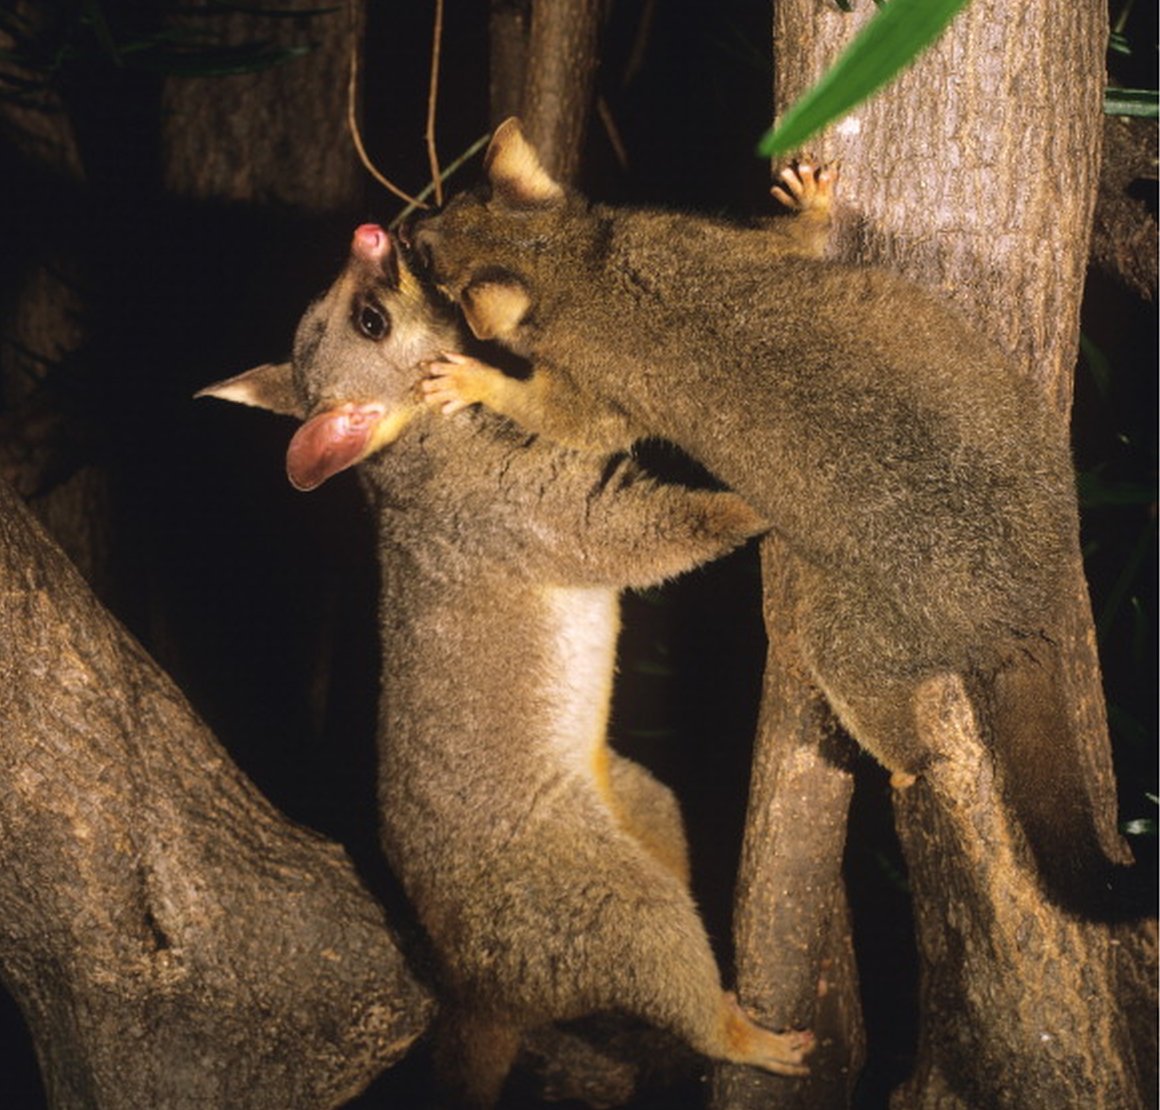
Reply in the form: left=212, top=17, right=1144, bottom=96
left=895, top=673, right=1141, bottom=1107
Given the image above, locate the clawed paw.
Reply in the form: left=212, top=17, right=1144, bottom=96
left=782, top=1029, right=817, bottom=1056
left=420, top=351, right=490, bottom=415
left=722, top=990, right=815, bottom=1077
left=771, top=158, right=838, bottom=217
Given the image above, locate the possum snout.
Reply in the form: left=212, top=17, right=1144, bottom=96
left=352, top=223, right=401, bottom=289
left=353, top=223, right=390, bottom=262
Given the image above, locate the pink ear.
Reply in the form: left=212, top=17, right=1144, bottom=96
left=285, top=402, right=386, bottom=490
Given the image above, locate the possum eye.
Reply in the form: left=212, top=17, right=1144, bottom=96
left=353, top=301, right=390, bottom=341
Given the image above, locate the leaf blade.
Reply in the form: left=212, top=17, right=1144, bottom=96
left=757, top=0, right=972, bottom=158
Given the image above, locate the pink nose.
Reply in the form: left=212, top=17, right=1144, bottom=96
left=352, top=223, right=389, bottom=260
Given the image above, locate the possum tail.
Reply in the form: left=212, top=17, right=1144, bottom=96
left=990, top=642, right=1146, bottom=921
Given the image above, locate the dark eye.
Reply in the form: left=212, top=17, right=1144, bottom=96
left=354, top=302, right=390, bottom=341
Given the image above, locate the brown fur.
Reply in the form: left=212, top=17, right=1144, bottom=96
left=199, top=225, right=815, bottom=1103
left=411, top=119, right=1132, bottom=915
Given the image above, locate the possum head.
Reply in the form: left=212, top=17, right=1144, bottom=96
left=199, top=224, right=458, bottom=490
left=411, top=118, right=588, bottom=352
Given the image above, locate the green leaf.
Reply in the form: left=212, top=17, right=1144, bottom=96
left=1094, top=520, right=1158, bottom=643
left=630, top=658, right=675, bottom=679
left=178, top=3, right=341, bottom=18
left=757, top=0, right=972, bottom=158
left=1104, top=88, right=1159, bottom=118
left=80, top=0, right=123, bottom=67
left=136, top=42, right=313, bottom=78
left=1121, top=817, right=1157, bottom=838
left=624, top=727, right=677, bottom=741
left=1108, top=30, right=1132, bottom=55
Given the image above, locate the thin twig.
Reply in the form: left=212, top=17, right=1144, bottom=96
left=425, top=0, right=445, bottom=207
left=390, top=132, right=490, bottom=228
left=596, top=95, right=629, bottom=172
left=623, top=0, right=656, bottom=87
left=346, top=0, right=424, bottom=207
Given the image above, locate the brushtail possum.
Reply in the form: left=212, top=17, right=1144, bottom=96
left=410, top=118, right=1133, bottom=916
left=199, top=223, right=815, bottom=1105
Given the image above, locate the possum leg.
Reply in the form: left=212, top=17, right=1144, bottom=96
left=607, top=753, right=691, bottom=888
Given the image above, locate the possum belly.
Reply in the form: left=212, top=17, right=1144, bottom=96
left=539, top=585, right=620, bottom=802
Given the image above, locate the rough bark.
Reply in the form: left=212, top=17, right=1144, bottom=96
left=895, top=674, right=1146, bottom=1107
left=773, top=0, right=1103, bottom=412
left=767, top=0, right=1155, bottom=1105
left=489, top=0, right=531, bottom=129
left=0, top=477, right=432, bottom=1107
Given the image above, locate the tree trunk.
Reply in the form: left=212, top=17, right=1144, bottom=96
left=0, top=478, right=432, bottom=1108
left=160, top=1, right=364, bottom=210
left=488, top=0, right=605, bottom=184
left=0, top=3, right=112, bottom=598
left=489, top=0, right=531, bottom=128
left=763, top=0, right=1155, bottom=1105
left=713, top=538, right=865, bottom=1110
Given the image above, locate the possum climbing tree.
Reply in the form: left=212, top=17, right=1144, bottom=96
left=0, top=0, right=1154, bottom=1107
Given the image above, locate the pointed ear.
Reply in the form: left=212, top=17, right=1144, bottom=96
left=195, top=363, right=304, bottom=418
left=460, top=277, right=531, bottom=341
left=485, top=117, right=565, bottom=206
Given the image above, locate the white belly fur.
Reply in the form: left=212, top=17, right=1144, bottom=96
left=540, top=586, right=620, bottom=777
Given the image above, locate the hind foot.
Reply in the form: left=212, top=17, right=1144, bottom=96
left=720, top=991, right=814, bottom=1077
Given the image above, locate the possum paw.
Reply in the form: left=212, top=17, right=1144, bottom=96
left=770, top=159, right=838, bottom=218
left=420, top=352, right=500, bottom=415
left=721, top=991, right=814, bottom=1077
left=890, top=769, right=918, bottom=790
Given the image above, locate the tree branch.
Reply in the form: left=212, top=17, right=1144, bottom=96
left=425, top=0, right=446, bottom=207
left=0, top=479, right=432, bottom=1107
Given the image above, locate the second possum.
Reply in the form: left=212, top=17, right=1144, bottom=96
left=200, top=223, right=814, bottom=1105
left=414, top=120, right=1132, bottom=915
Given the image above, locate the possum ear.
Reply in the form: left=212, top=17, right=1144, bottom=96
left=460, top=277, right=531, bottom=341
left=196, top=363, right=304, bottom=418
left=485, top=118, right=565, bottom=206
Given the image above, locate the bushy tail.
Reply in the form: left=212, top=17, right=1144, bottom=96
left=990, top=643, right=1146, bottom=921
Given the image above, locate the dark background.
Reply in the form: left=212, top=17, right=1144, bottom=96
left=1, top=1, right=1154, bottom=1106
